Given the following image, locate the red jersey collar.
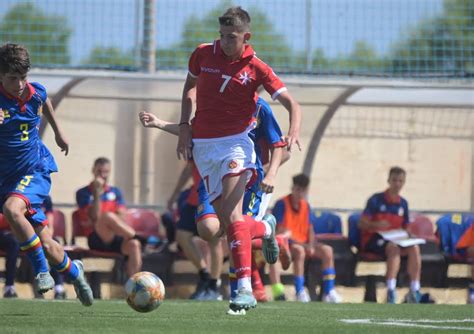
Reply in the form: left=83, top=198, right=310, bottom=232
left=384, top=189, right=401, bottom=204
left=216, top=40, right=255, bottom=61
left=0, top=82, right=36, bottom=112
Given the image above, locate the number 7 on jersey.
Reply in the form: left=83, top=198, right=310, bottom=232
left=219, top=75, right=232, bottom=93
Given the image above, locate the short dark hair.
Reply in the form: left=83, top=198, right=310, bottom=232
left=388, top=166, right=406, bottom=178
left=0, top=43, right=30, bottom=75
left=292, top=173, right=310, bottom=188
left=218, top=6, right=250, bottom=32
left=93, top=157, right=111, bottom=167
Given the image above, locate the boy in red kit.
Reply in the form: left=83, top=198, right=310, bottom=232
left=177, top=7, right=301, bottom=312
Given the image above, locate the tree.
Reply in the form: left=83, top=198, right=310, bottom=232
left=0, top=2, right=71, bottom=65
left=82, top=47, right=136, bottom=69
left=157, top=0, right=292, bottom=70
left=391, top=0, right=473, bottom=75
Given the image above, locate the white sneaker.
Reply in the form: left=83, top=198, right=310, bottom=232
left=323, top=290, right=342, bottom=303
left=296, top=290, right=310, bottom=303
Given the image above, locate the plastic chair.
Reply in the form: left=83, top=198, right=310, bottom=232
left=311, top=210, right=343, bottom=235
left=407, top=214, right=436, bottom=242
left=51, top=209, right=67, bottom=244
left=126, top=208, right=162, bottom=238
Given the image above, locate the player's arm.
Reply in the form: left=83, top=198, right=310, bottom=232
left=260, top=146, right=283, bottom=193
left=306, top=220, right=316, bottom=256
left=167, top=162, right=193, bottom=211
left=42, top=97, right=69, bottom=155
left=88, top=177, right=105, bottom=223
left=138, top=111, right=179, bottom=136
left=359, top=214, right=391, bottom=231
left=177, top=74, right=197, bottom=160
left=0, top=109, right=4, bottom=124
left=275, top=91, right=302, bottom=152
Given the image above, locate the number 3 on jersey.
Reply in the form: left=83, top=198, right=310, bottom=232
left=219, top=75, right=232, bottom=93
left=20, top=123, right=29, bottom=141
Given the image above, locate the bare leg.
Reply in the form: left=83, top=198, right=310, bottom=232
left=94, top=212, right=135, bottom=244
left=385, top=242, right=401, bottom=280
left=121, top=239, right=142, bottom=276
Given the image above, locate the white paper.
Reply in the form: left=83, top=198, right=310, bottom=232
left=378, top=229, right=426, bottom=247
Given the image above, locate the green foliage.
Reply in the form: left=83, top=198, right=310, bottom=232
left=0, top=2, right=71, bottom=65
left=156, top=1, right=292, bottom=70
left=82, top=47, right=136, bottom=69
left=391, top=0, right=473, bottom=75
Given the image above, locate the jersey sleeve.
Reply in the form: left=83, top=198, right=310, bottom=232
left=258, top=100, right=286, bottom=147
left=188, top=46, right=203, bottom=78
left=362, top=195, right=377, bottom=220
left=114, top=187, right=126, bottom=208
left=76, top=187, right=91, bottom=209
left=402, top=199, right=410, bottom=226
left=272, top=199, right=285, bottom=225
left=31, top=82, right=48, bottom=104
left=255, top=60, right=287, bottom=100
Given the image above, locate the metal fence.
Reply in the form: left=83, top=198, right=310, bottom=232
left=0, top=0, right=472, bottom=78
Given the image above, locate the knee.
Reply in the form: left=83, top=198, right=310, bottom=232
left=410, top=245, right=421, bottom=256
left=197, top=221, right=220, bottom=242
left=385, top=244, right=400, bottom=258
left=2, top=199, right=24, bottom=221
left=321, top=245, right=333, bottom=260
left=291, top=246, right=305, bottom=261
left=124, top=239, right=141, bottom=255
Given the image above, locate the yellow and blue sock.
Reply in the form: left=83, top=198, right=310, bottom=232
left=52, top=253, right=79, bottom=281
left=294, top=275, right=305, bottom=294
left=229, top=267, right=237, bottom=299
left=20, top=235, right=49, bottom=274
left=322, top=268, right=336, bottom=295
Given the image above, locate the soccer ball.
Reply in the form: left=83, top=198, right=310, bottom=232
left=125, top=271, right=165, bottom=313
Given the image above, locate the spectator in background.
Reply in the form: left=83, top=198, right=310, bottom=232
left=271, top=173, right=340, bottom=303
left=0, top=214, right=19, bottom=298
left=75, top=157, right=142, bottom=277
left=359, top=166, right=422, bottom=304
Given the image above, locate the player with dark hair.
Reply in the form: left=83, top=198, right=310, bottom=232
left=0, top=43, right=93, bottom=305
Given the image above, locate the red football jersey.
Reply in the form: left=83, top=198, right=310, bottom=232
left=189, top=40, right=287, bottom=138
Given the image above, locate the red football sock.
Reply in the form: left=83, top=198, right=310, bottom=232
left=227, top=220, right=252, bottom=280
left=243, top=215, right=266, bottom=239
left=252, top=238, right=263, bottom=249
left=251, top=253, right=264, bottom=290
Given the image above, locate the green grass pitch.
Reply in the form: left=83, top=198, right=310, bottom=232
left=0, top=299, right=472, bottom=333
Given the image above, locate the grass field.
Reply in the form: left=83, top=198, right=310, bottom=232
left=0, top=299, right=472, bottom=334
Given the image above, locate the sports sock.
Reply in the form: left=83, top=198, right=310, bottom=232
left=410, top=280, right=420, bottom=292
left=322, top=268, right=336, bottom=295
left=244, top=215, right=268, bottom=239
left=386, top=278, right=397, bottom=290
left=251, top=254, right=264, bottom=291
left=227, top=220, right=252, bottom=291
left=294, top=275, right=305, bottom=294
left=228, top=267, right=238, bottom=299
left=19, top=235, right=49, bottom=275
left=198, top=268, right=210, bottom=282
left=51, top=253, right=79, bottom=281
left=208, top=279, right=218, bottom=291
